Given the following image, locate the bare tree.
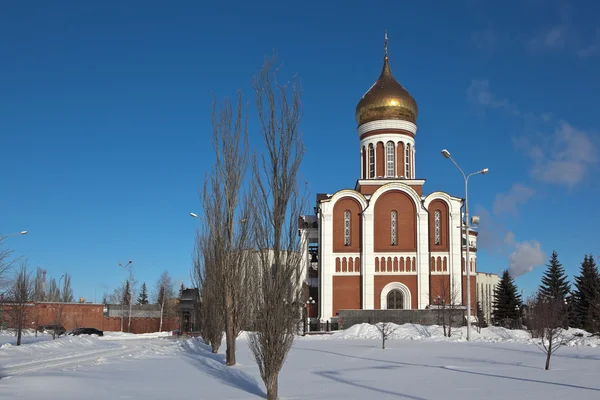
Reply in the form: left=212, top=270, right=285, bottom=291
left=61, top=273, right=74, bottom=303
left=32, top=267, right=47, bottom=302
left=375, top=322, right=398, bottom=349
left=47, top=277, right=60, bottom=302
left=4, top=261, right=34, bottom=346
left=125, top=270, right=138, bottom=332
left=528, top=291, right=572, bottom=370
left=195, top=90, right=256, bottom=366
left=431, top=277, right=462, bottom=337
left=155, top=270, right=175, bottom=332
left=51, top=304, right=64, bottom=340
left=248, top=54, right=306, bottom=400
left=0, top=247, right=17, bottom=293
left=192, top=230, right=224, bottom=352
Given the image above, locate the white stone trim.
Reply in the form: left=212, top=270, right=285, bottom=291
left=356, top=179, right=425, bottom=188
left=358, top=120, right=417, bottom=137
left=380, top=282, right=412, bottom=310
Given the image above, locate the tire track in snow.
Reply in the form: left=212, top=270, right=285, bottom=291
left=2, top=345, right=130, bottom=376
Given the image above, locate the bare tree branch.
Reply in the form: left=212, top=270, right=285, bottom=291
left=249, top=53, right=307, bottom=400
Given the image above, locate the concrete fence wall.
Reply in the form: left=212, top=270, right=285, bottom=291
left=337, top=309, right=465, bottom=329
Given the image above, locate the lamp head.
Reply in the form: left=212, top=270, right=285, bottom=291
left=20, top=231, right=28, bottom=235
left=441, top=149, right=451, bottom=159
left=190, top=213, right=198, bottom=218
left=481, top=168, right=489, bottom=175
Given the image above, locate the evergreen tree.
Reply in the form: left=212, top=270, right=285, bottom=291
left=122, top=280, right=131, bottom=305
left=476, top=301, right=487, bottom=328
left=573, top=254, right=600, bottom=333
left=492, top=270, right=522, bottom=325
left=539, top=250, right=571, bottom=300
left=179, top=283, right=185, bottom=298
left=137, top=282, right=149, bottom=305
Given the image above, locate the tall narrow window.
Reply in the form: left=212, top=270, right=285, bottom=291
left=391, top=210, right=398, bottom=246
left=434, top=210, right=441, bottom=245
left=386, top=141, right=395, bottom=177
left=369, top=145, right=375, bottom=178
left=405, top=144, right=411, bottom=178
left=344, top=210, right=351, bottom=246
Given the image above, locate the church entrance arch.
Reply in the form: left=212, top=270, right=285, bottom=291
left=380, top=282, right=411, bottom=310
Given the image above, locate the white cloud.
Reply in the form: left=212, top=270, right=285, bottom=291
left=493, top=184, right=535, bottom=216
left=520, top=121, right=598, bottom=187
left=466, top=79, right=519, bottom=115
left=528, top=26, right=567, bottom=53
left=508, top=239, right=546, bottom=277
left=468, top=80, right=598, bottom=188
left=471, top=30, right=498, bottom=54
left=475, top=206, right=547, bottom=278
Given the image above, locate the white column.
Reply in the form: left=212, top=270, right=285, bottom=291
left=362, top=210, right=375, bottom=310
left=320, top=210, right=334, bottom=320
left=449, top=209, right=463, bottom=304
left=416, top=208, right=429, bottom=308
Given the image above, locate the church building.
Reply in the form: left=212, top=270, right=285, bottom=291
left=300, top=39, right=478, bottom=323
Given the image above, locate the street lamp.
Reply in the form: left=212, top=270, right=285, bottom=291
left=0, top=231, right=28, bottom=242
left=305, top=297, right=315, bottom=334
left=441, top=148, right=488, bottom=341
left=118, top=260, right=133, bottom=332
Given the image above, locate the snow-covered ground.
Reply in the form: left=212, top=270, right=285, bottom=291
left=1, top=324, right=599, bottom=399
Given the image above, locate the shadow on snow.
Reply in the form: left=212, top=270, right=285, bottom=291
left=180, top=338, right=266, bottom=398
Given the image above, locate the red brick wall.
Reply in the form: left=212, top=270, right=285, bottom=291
left=1, top=302, right=179, bottom=334
left=332, top=276, right=361, bottom=316
left=374, top=275, right=418, bottom=309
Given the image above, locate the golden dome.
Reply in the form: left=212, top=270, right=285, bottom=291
left=355, top=56, right=418, bottom=126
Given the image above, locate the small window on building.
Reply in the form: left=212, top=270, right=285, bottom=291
left=344, top=210, right=351, bottom=246
left=434, top=210, right=441, bottom=245
left=386, top=141, right=395, bottom=177
left=369, top=145, right=375, bottom=178
left=391, top=210, right=398, bottom=246
left=405, top=144, right=411, bottom=178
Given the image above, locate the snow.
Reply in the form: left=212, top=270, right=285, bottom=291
left=1, top=325, right=599, bottom=399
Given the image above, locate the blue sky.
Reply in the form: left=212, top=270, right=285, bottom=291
left=1, top=0, right=598, bottom=302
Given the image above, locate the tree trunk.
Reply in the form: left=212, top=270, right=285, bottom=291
left=382, top=336, right=386, bottom=350
left=159, top=300, right=164, bottom=332
left=225, top=290, right=236, bottom=366
left=17, top=326, right=22, bottom=346
left=266, top=374, right=279, bottom=400
left=545, top=339, right=552, bottom=370
left=211, top=342, right=220, bottom=354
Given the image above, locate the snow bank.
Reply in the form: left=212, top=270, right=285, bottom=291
left=300, top=323, right=600, bottom=347
left=100, top=331, right=173, bottom=340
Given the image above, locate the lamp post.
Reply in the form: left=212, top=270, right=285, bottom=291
left=0, top=230, right=28, bottom=242
left=305, top=297, right=315, bottom=334
left=58, top=274, right=65, bottom=302
left=118, top=260, right=133, bottom=332
left=441, top=149, right=488, bottom=341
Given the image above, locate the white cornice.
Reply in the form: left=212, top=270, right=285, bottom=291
left=358, top=120, right=418, bottom=137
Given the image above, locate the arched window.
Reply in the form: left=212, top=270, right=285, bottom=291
left=387, top=290, right=403, bottom=309
left=344, top=210, right=351, bottom=246
left=368, top=144, right=375, bottom=178
left=434, top=210, right=441, bottom=245
left=386, top=141, right=395, bottom=177
left=391, top=210, right=398, bottom=246
left=405, top=144, right=411, bottom=178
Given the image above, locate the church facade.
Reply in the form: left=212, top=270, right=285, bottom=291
left=300, top=46, right=478, bottom=323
